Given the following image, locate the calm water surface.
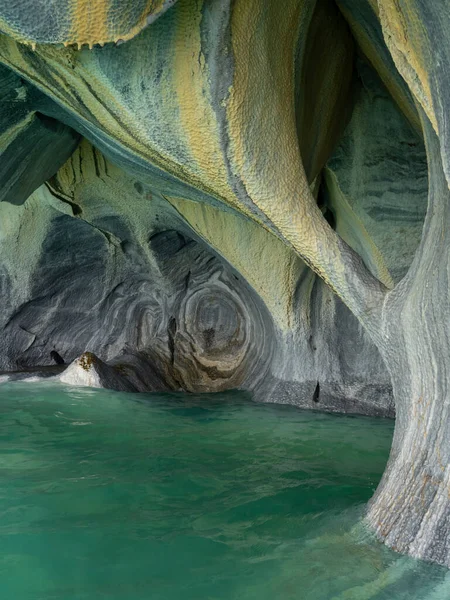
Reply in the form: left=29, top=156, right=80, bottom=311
left=0, top=383, right=449, bottom=599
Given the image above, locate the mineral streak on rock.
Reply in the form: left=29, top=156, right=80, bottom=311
left=0, top=0, right=178, bottom=48
left=1, top=0, right=450, bottom=568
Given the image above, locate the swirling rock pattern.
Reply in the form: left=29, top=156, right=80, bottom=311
left=149, top=229, right=274, bottom=393
left=0, top=142, right=275, bottom=396
left=0, top=138, right=394, bottom=414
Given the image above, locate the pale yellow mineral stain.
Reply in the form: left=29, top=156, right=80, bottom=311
left=167, top=195, right=303, bottom=331
left=1, top=0, right=170, bottom=47
left=324, top=168, right=394, bottom=289
left=226, top=0, right=351, bottom=298
left=172, top=0, right=235, bottom=207
left=227, top=0, right=312, bottom=230
left=377, top=0, right=437, bottom=134
left=0, top=111, right=35, bottom=150
left=0, top=32, right=219, bottom=203
left=0, top=17, right=26, bottom=46
left=70, top=0, right=109, bottom=49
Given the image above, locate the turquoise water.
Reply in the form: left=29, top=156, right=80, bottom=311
left=0, top=383, right=449, bottom=599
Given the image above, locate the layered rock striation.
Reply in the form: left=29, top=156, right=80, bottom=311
left=0, top=0, right=426, bottom=416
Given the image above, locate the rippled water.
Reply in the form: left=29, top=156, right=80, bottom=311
left=0, top=383, right=449, bottom=599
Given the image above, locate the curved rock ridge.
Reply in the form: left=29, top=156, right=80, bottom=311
left=0, top=0, right=178, bottom=48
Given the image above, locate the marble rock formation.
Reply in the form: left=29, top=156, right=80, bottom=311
left=0, top=0, right=449, bottom=567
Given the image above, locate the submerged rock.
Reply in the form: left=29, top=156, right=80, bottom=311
left=59, top=352, right=137, bottom=392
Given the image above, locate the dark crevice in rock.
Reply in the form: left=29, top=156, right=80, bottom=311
left=312, top=381, right=320, bottom=403
left=167, top=316, right=177, bottom=366
left=44, top=182, right=83, bottom=216
left=50, top=350, right=65, bottom=365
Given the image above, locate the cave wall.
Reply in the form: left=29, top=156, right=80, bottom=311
left=0, top=136, right=397, bottom=415
left=0, top=0, right=429, bottom=417
left=325, top=59, right=428, bottom=284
